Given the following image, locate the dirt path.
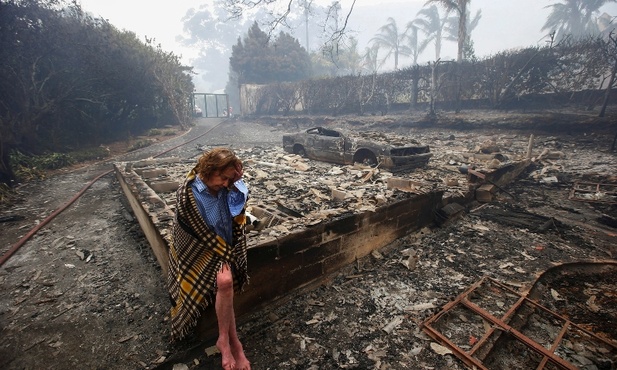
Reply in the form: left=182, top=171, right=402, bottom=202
left=0, top=119, right=229, bottom=369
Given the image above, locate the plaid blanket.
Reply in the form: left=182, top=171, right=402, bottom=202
left=167, top=169, right=248, bottom=341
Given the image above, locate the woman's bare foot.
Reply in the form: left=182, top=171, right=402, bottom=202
left=231, top=339, right=250, bottom=370
left=217, top=338, right=236, bottom=370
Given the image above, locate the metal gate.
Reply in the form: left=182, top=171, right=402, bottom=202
left=192, top=93, right=230, bottom=118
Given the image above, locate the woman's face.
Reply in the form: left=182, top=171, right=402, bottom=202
left=204, top=166, right=236, bottom=194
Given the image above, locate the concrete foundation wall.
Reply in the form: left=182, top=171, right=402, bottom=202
left=114, top=162, right=174, bottom=273
left=243, top=190, right=441, bottom=303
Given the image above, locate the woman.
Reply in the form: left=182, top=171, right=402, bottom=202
left=167, top=147, right=251, bottom=370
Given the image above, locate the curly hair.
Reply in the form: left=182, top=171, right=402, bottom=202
left=194, top=147, right=242, bottom=181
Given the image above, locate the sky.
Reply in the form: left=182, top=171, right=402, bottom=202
left=78, top=0, right=617, bottom=90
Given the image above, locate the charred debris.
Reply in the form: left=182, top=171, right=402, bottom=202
left=115, top=120, right=616, bottom=369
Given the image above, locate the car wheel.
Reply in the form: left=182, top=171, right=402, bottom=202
left=362, top=156, right=377, bottom=167
left=354, top=150, right=377, bottom=167
left=294, top=145, right=307, bottom=157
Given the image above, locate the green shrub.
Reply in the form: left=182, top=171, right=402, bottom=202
left=39, top=153, right=75, bottom=169
left=14, top=165, right=46, bottom=182
left=0, top=183, right=16, bottom=204
left=129, top=139, right=154, bottom=151
left=7, top=146, right=114, bottom=185
left=9, top=150, right=76, bottom=181
left=10, top=151, right=39, bottom=180
left=148, top=128, right=176, bottom=136
left=10, top=151, right=46, bottom=181
left=147, top=128, right=163, bottom=136
left=70, top=147, right=111, bottom=162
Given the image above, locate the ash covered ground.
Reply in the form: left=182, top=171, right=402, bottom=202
left=1, top=110, right=616, bottom=370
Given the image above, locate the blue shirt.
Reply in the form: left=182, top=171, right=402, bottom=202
left=191, top=177, right=248, bottom=245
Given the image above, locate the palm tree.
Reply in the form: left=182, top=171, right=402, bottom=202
left=338, top=37, right=364, bottom=75
left=370, top=17, right=410, bottom=70
left=445, top=8, right=482, bottom=59
left=404, top=24, right=422, bottom=65
left=542, top=0, right=617, bottom=42
left=362, top=44, right=381, bottom=74
left=413, top=4, right=447, bottom=61
left=425, top=0, right=470, bottom=62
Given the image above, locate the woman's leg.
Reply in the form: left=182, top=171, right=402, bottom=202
left=215, top=264, right=250, bottom=370
left=215, top=264, right=236, bottom=370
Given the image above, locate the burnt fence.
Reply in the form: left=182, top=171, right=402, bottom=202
left=239, top=38, right=617, bottom=116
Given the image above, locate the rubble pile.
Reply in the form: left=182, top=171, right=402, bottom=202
left=150, top=127, right=616, bottom=247
left=157, top=121, right=617, bottom=369
left=1, top=115, right=616, bottom=370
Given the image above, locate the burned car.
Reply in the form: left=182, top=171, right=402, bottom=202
left=283, top=126, right=432, bottom=171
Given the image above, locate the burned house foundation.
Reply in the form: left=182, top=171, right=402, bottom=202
left=113, top=150, right=534, bottom=341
